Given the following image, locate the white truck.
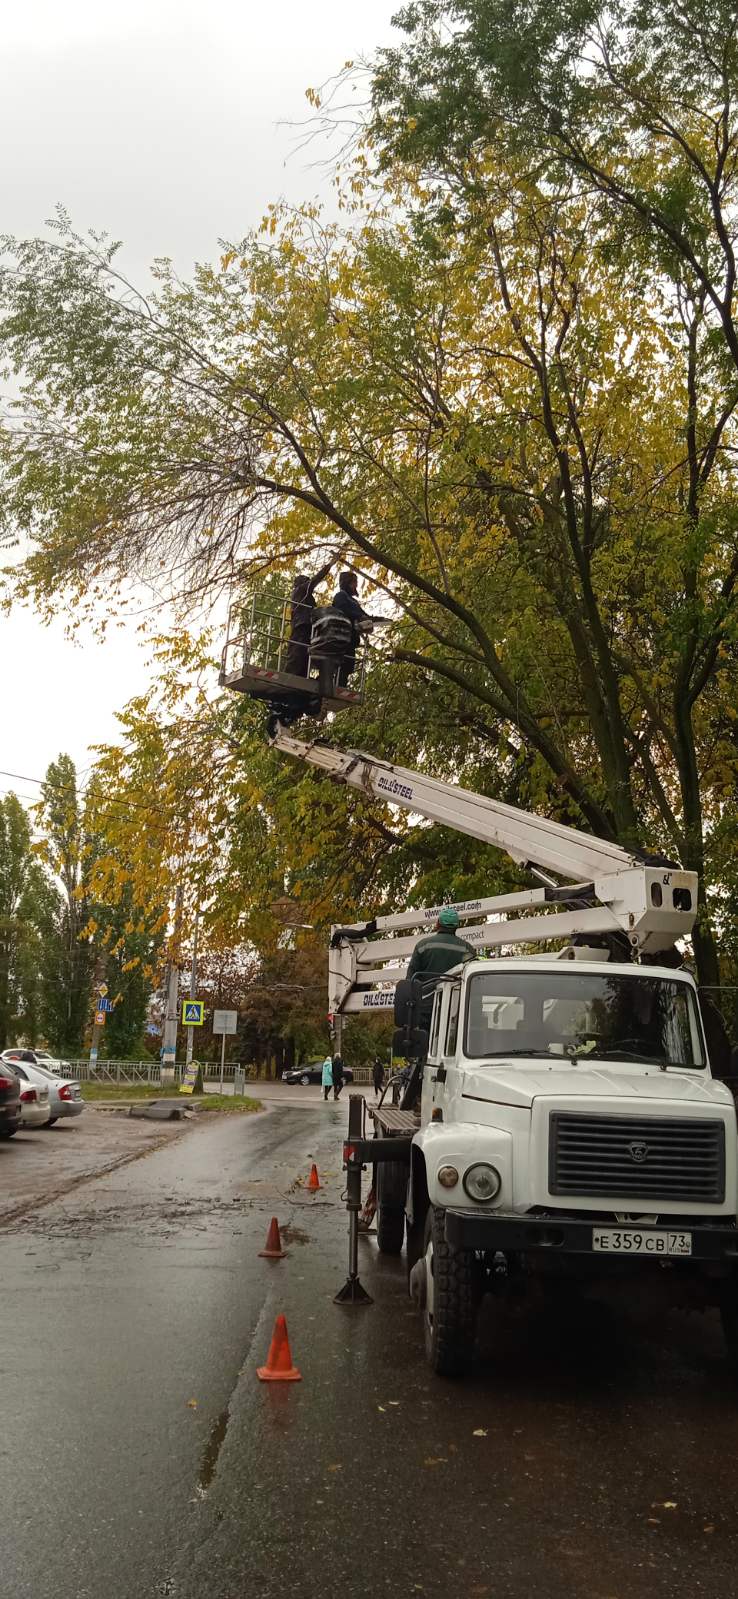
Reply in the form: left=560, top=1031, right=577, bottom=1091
left=268, top=732, right=738, bottom=1377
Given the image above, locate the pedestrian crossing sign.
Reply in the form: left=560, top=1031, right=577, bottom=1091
left=182, top=1000, right=205, bottom=1026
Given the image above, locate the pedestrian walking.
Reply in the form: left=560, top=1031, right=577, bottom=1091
left=372, top=1056, right=385, bottom=1100
left=321, top=1054, right=333, bottom=1101
left=332, top=1052, right=345, bottom=1101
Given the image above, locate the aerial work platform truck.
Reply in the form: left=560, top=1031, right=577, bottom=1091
left=225, top=608, right=738, bottom=1377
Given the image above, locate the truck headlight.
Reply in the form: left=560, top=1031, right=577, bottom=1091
left=463, top=1163, right=502, bottom=1202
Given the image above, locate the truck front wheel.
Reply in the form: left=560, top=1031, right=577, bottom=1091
left=719, top=1274, right=738, bottom=1373
left=422, top=1206, right=479, bottom=1378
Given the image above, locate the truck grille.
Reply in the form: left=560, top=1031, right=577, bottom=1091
left=549, top=1113, right=725, bottom=1204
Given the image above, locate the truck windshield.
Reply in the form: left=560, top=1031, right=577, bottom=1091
left=464, top=970, right=706, bottom=1068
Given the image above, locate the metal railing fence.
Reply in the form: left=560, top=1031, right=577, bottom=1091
left=61, top=1059, right=375, bottom=1087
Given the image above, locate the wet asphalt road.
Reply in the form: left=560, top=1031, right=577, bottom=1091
left=3, top=1103, right=738, bottom=1599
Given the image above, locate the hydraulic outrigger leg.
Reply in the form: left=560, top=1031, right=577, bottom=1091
left=333, top=1096, right=373, bottom=1305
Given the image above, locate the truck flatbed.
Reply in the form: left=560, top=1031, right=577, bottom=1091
left=368, top=1105, right=420, bottom=1136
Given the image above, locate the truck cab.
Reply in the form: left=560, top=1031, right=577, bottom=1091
left=409, top=957, right=738, bottom=1375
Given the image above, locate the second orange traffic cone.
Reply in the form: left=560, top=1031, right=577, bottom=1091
left=306, top=1163, right=322, bottom=1192
left=257, top=1314, right=302, bottom=1382
left=259, top=1217, right=286, bottom=1259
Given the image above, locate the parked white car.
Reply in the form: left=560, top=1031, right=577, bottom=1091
left=1, top=1056, right=84, bottom=1126
left=30, top=1064, right=84, bottom=1124
left=2, top=1047, right=73, bottom=1076
left=11, top=1069, right=51, bottom=1129
left=32, top=1049, right=74, bottom=1075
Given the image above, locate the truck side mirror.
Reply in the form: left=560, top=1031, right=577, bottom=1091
left=392, top=1024, right=428, bottom=1057
left=394, top=978, right=412, bottom=1027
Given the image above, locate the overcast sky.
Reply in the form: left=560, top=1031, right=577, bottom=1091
left=0, top=0, right=398, bottom=804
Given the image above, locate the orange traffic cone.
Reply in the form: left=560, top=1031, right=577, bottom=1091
left=259, top=1217, right=286, bottom=1260
left=257, top=1314, right=302, bottom=1382
left=306, top=1163, right=322, bottom=1192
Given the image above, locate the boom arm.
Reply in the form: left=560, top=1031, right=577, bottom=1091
left=275, top=732, right=634, bottom=881
left=272, top=729, right=698, bottom=1016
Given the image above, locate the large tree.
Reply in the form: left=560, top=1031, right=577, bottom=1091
left=0, top=794, right=60, bottom=1049
left=34, top=755, right=95, bottom=1054
left=2, top=142, right=738, bottom=978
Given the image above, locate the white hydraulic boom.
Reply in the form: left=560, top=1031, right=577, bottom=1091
left=271, top=729, right=698, bottom=1021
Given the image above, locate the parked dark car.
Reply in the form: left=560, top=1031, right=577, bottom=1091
left=0, top=1060, right=21, bottom=1138
left=283, top=1060, right=355, bottom=1086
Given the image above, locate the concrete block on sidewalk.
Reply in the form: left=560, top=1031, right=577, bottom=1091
left=128, top=1101, right=187, bottom=1121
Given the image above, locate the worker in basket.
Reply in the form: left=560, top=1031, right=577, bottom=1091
left=406, top=906, right=476, bottom=1031
left=284, top=562, right=333, bottom=677
left=330, top=570, right=374, bottom=686
left=265, top=562, right=333, bottom=736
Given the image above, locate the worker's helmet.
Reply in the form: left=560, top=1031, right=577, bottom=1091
left=339, top=570, right=357, bottom=591
left=438, top=906, right=460, bottom=930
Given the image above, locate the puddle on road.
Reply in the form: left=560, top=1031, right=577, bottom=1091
left=281, top=1224, right=310, bottom=1246
left=197, top=1405, right=231, bottom=1494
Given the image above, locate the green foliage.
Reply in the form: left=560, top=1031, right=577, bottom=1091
left=3, top=17, right=738, bottom=992
left=0, top=794, right=61, bottom=1048
left=34, top=755, right=95, bottom=1053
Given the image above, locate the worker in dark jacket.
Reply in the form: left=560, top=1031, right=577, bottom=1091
left=284, top=561, right=333, bottom=677
left=406, top=907, right=476, bottom=1025
left=331, top=571, right=373, bottom=684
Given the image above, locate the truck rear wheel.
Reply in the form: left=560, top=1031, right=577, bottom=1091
left=377, top=1206, right=405, bottom=1254
left=376, top=1159, right=407, bottom=1255
left=422, top=1206, right=479, bottom=1378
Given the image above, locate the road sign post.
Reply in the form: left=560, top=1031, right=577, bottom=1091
left=88, top=973, right=109, bottom=1070
left=213, top=1009, right=238, bottom=1092
left=185, top=911, right=200, bottom=1069
left=161, top=882, right=184, bottom=1087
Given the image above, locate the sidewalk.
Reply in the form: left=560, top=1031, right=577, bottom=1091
left=207, top=1078, right=332, bottom=1108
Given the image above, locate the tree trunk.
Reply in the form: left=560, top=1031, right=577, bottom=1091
left=673, top=696, right=720, bottom=989
left=692, top=914, right=720, bottom=994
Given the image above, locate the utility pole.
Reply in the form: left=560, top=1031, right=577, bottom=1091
left=185, top=909, right=200, bottom=1068
left=161, top=881, right=183, bottom=1087
left=88, top=949, right=108, bottom=1071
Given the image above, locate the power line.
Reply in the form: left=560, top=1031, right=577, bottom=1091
left=0, top=766, right=185, bottom=820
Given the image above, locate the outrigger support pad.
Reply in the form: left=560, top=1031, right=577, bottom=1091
left=334, top=1273, right=373, bottom=1305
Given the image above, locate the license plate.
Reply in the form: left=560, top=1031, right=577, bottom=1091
left=592, top=1227, right=692, bottom=1256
